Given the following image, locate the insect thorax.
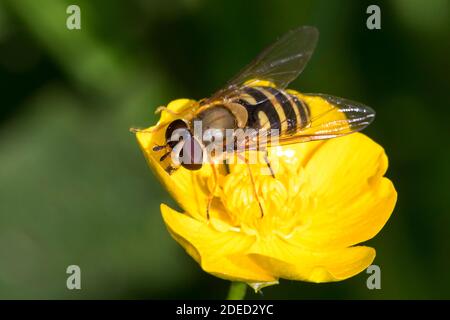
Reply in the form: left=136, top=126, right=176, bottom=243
left=194, top=105, right=237, bottom=131
left=191, top=105, right=244, bottom=152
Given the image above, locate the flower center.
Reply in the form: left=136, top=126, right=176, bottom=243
left=212, top=157, right=312, bottom=239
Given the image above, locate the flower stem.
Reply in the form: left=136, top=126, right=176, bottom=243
left=226, top=282, right=247, bottom=300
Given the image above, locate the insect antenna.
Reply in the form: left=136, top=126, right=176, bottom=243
left=129, top=127, right=141, bottom=133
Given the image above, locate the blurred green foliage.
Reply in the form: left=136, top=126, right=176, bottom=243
left=0, top=0, right=449, bottom=299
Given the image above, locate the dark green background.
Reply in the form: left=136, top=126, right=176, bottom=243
left=0, top=0, right=449, bottom=299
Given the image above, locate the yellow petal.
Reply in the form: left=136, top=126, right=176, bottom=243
left=250, top=237, right=375, bottom=282
left=161, top=204, right=277, bottom=283
left=304, top=133, right=388, bottom=201
left=285, top=133, right=397, bottom=250
left=290, top=178, right=397, bottom=250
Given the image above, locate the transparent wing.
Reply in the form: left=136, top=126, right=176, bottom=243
left=244, top=93, right=375, bottom=149
left=206, top=26, right=319, bottom=103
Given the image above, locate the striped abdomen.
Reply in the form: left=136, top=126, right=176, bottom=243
left=233, top=86, right=310, bottom=134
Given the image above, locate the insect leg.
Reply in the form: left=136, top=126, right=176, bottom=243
left=206, top=163, right=219, bottom=220
left=263, top=151, right=276, bottom=179
left=238, top=154, right=264, bottom=218
left=223, top=161, right=231, bottom=175
left=247, top=162, right=264, bottom=218
left=166, top=165, right=178, bottom=175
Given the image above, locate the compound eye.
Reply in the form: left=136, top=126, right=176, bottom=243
left=182, top=162, right=203, bottom=170
left=165, top=119, right=188, bottom=141
left=180, top=136, right=203, bottom=171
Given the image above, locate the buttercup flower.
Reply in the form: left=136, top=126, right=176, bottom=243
left=135, top=93, right=397, bottom=290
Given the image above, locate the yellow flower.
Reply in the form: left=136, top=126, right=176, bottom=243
left=135, top=96, right=397, bottom=290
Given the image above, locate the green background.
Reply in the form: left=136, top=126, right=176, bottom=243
left=0, top=0, right=449, bottom=299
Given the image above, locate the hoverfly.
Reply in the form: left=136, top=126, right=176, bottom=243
left=133, top=26, right=375, bottom=218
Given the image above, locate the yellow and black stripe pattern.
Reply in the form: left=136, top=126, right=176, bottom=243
left=234, top=86, right=310, bottom=135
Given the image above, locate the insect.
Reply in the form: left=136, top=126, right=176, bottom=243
left=133, top=26, right=375, bottom=218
